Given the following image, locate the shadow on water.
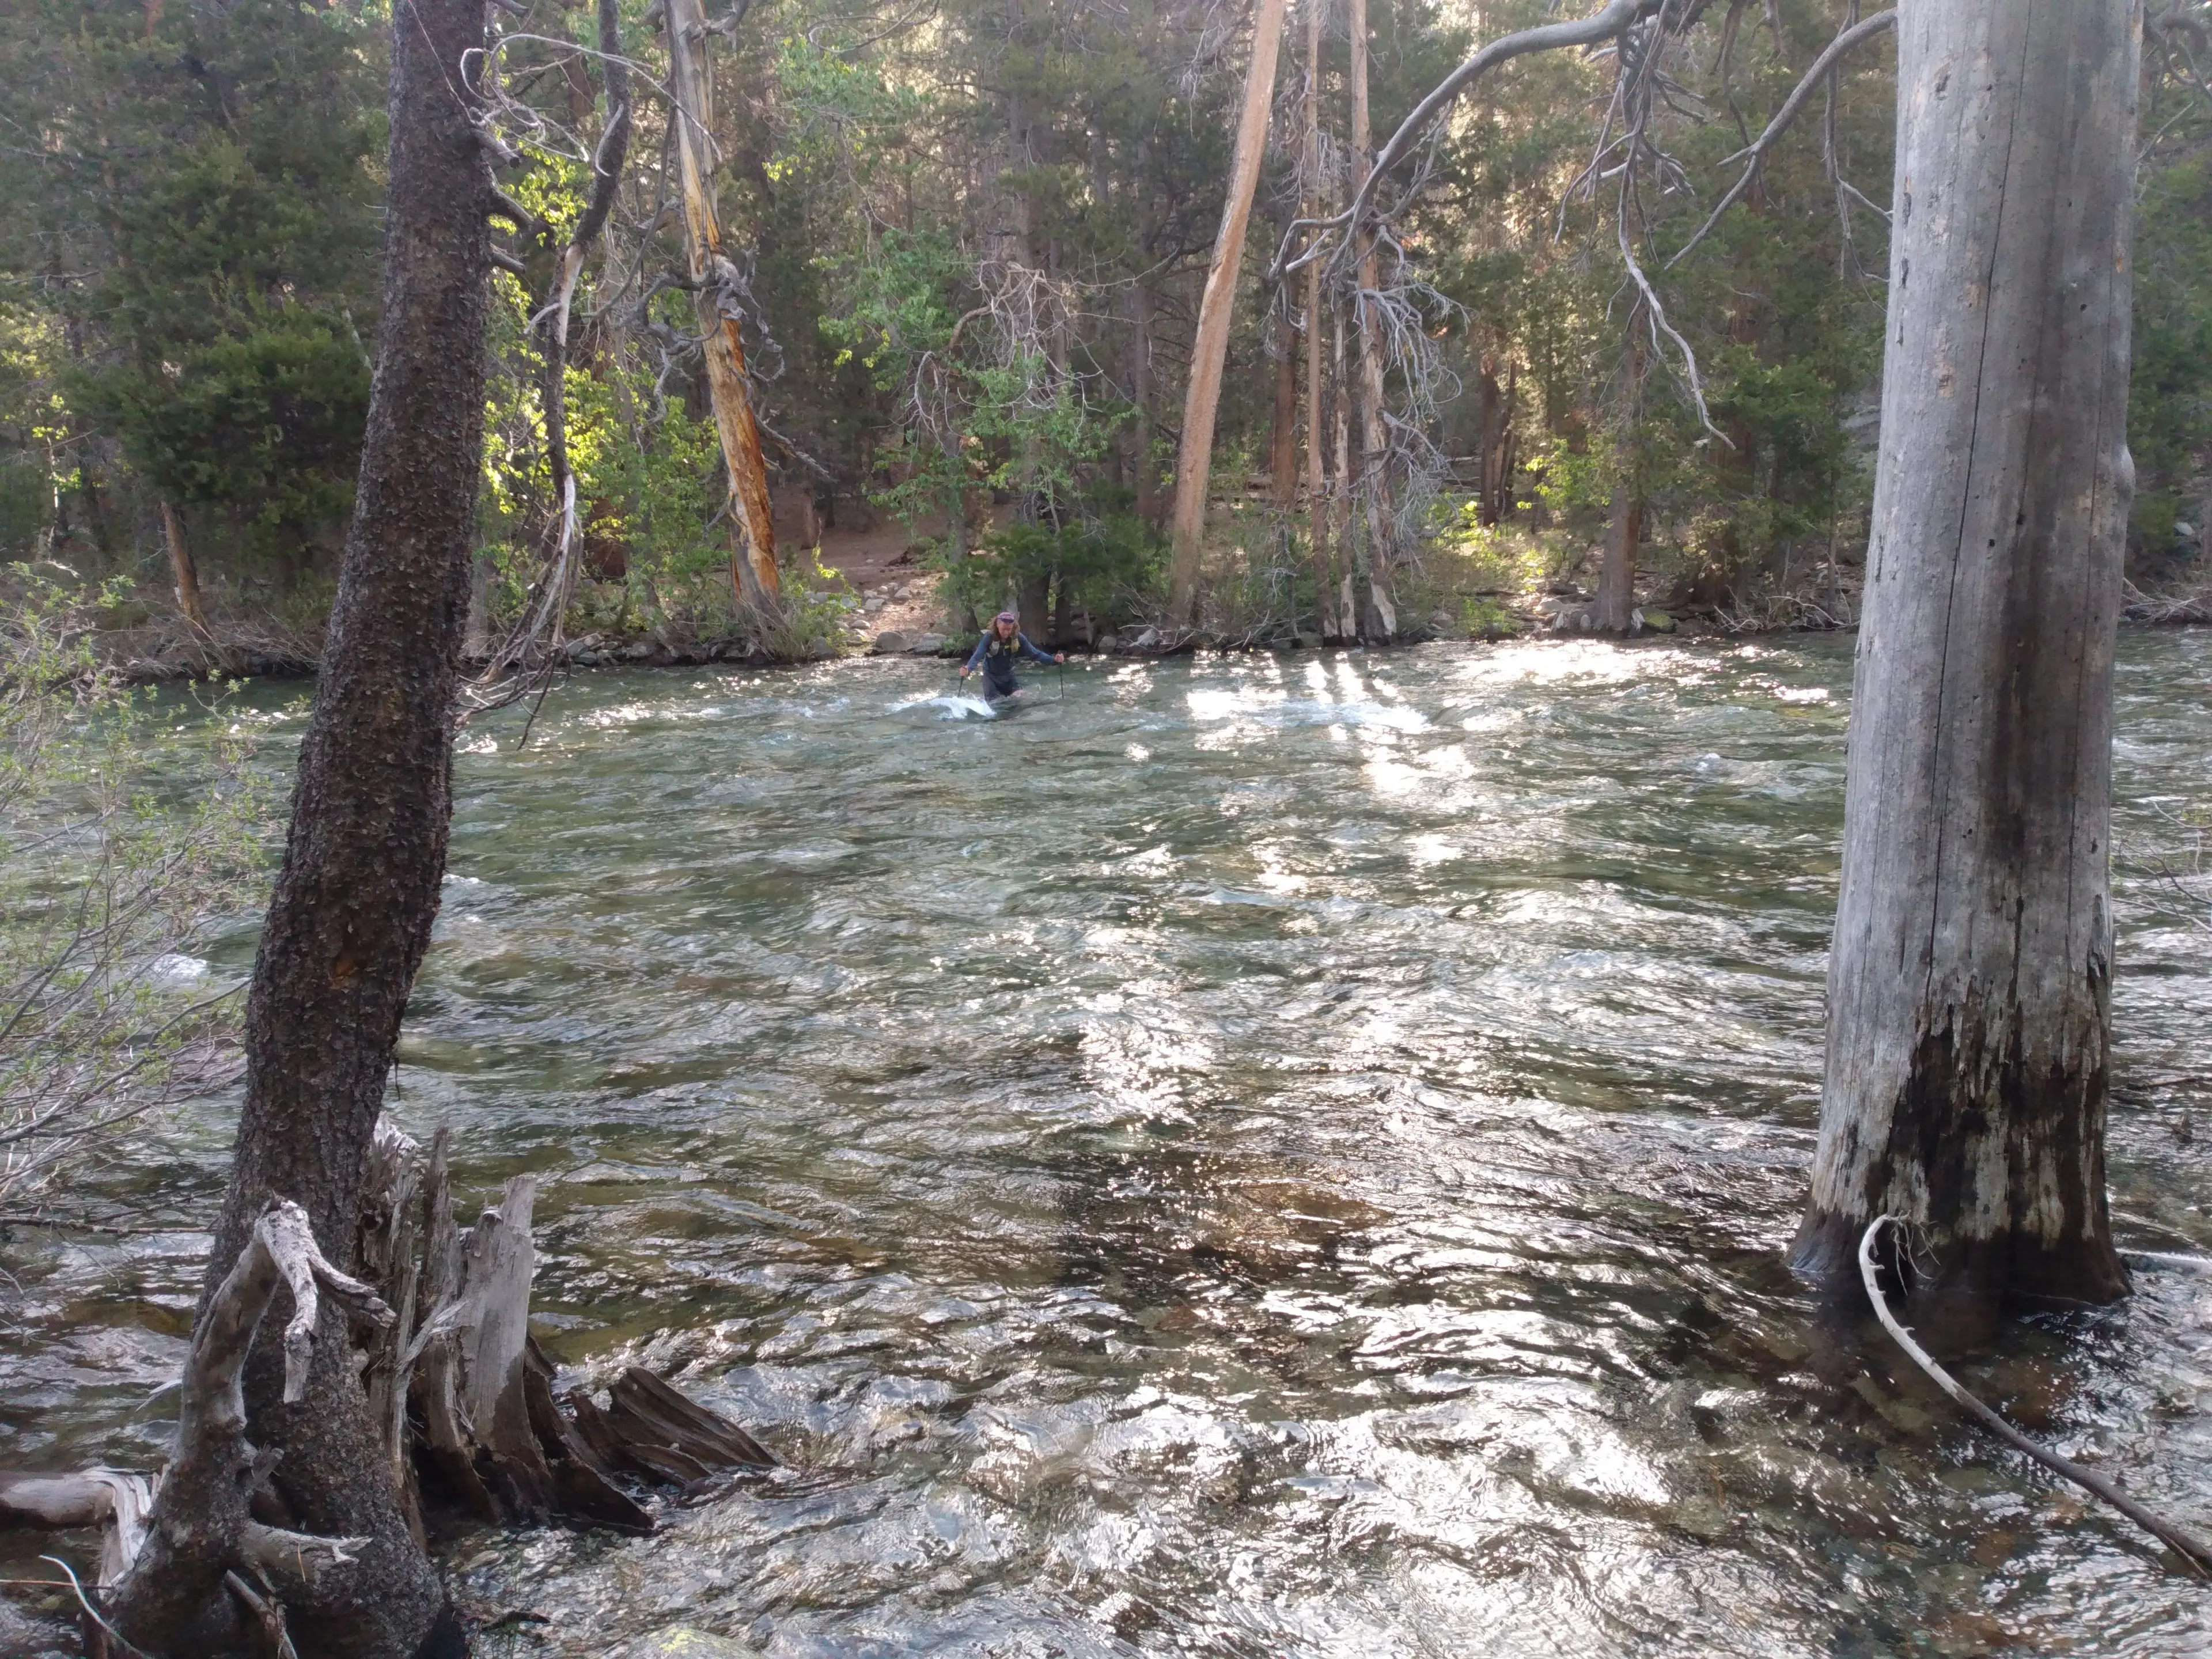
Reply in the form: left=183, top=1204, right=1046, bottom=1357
left=6, top=635, right=2212, bottom=1654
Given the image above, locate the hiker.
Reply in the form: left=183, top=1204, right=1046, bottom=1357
left=961, top=610, right=1063, bottom=699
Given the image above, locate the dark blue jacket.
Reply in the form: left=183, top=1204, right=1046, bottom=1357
left=967, top=628, right=1055, bottom=688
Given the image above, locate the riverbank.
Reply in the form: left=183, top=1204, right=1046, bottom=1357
left=68, top=530, right=2212, bottom=684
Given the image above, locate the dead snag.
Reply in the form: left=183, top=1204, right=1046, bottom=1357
left=1165, top=0, right=1290, bottom=627
left=1795, top=0, right=2139, bottom=1327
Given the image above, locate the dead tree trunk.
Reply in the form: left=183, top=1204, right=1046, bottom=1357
left=109, top=1203, right=397, bottom=1653
left=126, top=0, right=497, bottom=1647
left=16, top=1127, right=775, bottom=1651
left=1347, top=0, right=1395, bottom=641
left=159, top=501, right=206, bottom=634
left=665, top=0, right=781, bottom=613
left=1165, top=0, right=1289, bottom=626
left=1793, top=0, right=2140, bottom=1330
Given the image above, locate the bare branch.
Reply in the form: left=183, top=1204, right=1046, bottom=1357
left=1271, top=0, right=1662, bottom=281
left=1861, top=1218, right=2212, bottom=1576
left=1667, top=9, right=1896, bottom=270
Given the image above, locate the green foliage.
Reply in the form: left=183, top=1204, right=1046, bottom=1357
left=934, top=513, right=1161, bottom=627
left=2131, top=153, right=2212, bottom=559
left=0, top=566, right=269, bottom=1205
left=0, top=0, right=385, bottom=584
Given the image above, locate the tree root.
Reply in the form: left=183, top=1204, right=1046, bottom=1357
left=10, top=1124, right=780, bottom=1651
left=1859, top=1217, right=2212, bottom=1575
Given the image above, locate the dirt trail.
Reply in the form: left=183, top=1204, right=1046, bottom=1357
left=804, top=507, right=986, bottom=646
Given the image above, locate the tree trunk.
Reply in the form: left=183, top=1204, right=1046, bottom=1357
left=1347, top=0, right=1395, bottom=640
left=1131, top=137, right=1160, bottom=530
left=1593, top=316, right=1646, bottom=634
left=1018, top=573, right=1050, bottom=642
left=1270, top=287, right=1298, bottom=510
left=1165, top=0, right=1289, bottom=625
left=119, top=0, right=494, bottom=1649
left=1593, top=474, right=1641, bottom=632
left=1478, top=356, right=1503, bottom=524
left=1792, top=0, right=2139, bottom=1331
left=1302, top=0, right=1338, bottom=641
left=665, top=0, right=780, bottom=613
left=160, top=500, right=207, bottom=633
left=1331, top=293, right=1359, bottom=637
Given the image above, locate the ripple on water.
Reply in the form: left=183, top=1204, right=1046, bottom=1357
left=6, top=636, right=2212, bottom=1656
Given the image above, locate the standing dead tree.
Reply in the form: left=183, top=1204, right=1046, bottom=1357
left=665, top=0, right=783, bottom=615
left=1166, top=0, right=1290, bottom=629
left=1794, top=0, right=2143, bottom=1327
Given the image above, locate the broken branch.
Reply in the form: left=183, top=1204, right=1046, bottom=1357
left=1859, top=1217, right=2212, bottom=1575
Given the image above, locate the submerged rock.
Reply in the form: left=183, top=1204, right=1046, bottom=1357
left=874, top=630, right=910, bottom=654
left=630, top=1627, right=748, bottom=1659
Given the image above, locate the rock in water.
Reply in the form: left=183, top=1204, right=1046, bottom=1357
left=631, top=1627, right=749, bottom=1658
left=1640, top=609, right=1676, bottom=633
left=908, top=633, right=945, bottom=654
left=875, top=630, right=910, bottom=654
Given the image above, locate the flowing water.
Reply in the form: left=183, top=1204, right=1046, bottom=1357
left=7, top=634, right=2212, bottom=1657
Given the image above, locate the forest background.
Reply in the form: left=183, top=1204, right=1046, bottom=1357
left=2, top=0, right=2209, bottom=665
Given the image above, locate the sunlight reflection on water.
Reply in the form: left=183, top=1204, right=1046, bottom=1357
left=4, top=635, right=2212, bottom=1657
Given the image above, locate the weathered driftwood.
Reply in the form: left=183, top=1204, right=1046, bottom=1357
left=0, top=1468, right=152, bottom=1588
left=367, top=1119, right=768, bottom=1529
left=16, top=1120, right=776, bottom=1647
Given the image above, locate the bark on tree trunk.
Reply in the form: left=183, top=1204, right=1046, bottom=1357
left=1347, top=0, right=1395, bottom=641
left=1331, top=293, right=1361, bottom=638
left=1165, top=0, right=1289, bottom=626
left=1301, top=0, right=1338, bottom=641
left=1792, top=0, right=2140, bottom=1331
left=1478, top=357, right=1503, bottom=524
left=1271, top=289, right=1299, bottom=510
left=1131, top=137, right=1160, bottom=531
left=160, top=500, right=207, bottom=634
left=126, top=0, right=495, bottom=1649
left=665, top=0, right=780, bottom=613
left=1593, top=475, right=1642, bottom=633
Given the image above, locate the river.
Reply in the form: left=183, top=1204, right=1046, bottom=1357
left=5, top=633, right=2211, bottom=1657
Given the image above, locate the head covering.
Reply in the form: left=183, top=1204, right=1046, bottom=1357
left=994, top=611, right=1018, bottom=626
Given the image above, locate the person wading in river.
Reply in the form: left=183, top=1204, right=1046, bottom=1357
left=961, top=610, right=1063, bottom=700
